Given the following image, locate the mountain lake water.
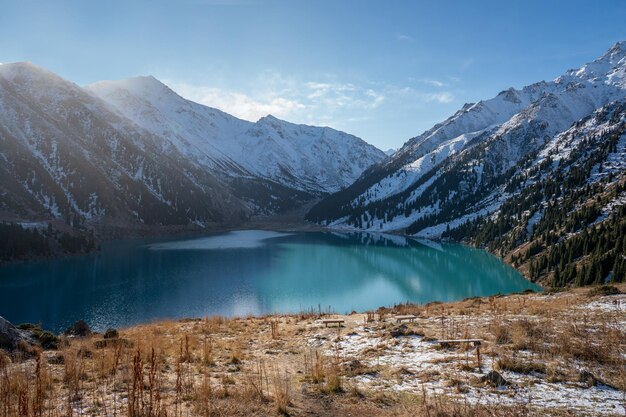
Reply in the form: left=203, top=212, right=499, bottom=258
left=0, top=230, right=540, bottom=332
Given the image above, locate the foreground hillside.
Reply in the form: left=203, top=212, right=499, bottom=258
left=1, top=285, right=624, bottom=416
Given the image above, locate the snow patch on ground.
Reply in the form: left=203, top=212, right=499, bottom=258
left=309, top=318, right=626, bottom=415
left=526, top=209, right=544, bottom=235
left=579, top=296, right=625, bottom=313
left=16, top=221, right=48, bottom=230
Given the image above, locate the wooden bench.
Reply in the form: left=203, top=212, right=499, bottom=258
left=321, top=319, right=345, bottom=327
left=437, top=339, right=482, bottom=348
left=395, top=315, right=417, bottom=323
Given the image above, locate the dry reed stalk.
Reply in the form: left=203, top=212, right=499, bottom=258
left=270, top=364, right=290, bottom=415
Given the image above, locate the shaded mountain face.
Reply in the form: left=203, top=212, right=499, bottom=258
left=307, top=42, right=626, bottom=237
left=0, top=62, right=249, bottom=232
left=86, top=77, right=386, bottom=195
left=0, top=63, right=384, bottom=235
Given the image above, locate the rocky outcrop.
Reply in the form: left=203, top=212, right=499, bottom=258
left=481, top=370, right=509, bottom=387
left=0, top=316, right=29, bottom=350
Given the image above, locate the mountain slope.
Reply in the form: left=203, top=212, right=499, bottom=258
left=86, top=77, right=386, bottom=195
left=0, top=62, right=249, bottom=234
left=0, top=62, right=385, bottom=252
left=307, top=42, right=626, bottom=286
left=444, top=101, right=626, bottom=286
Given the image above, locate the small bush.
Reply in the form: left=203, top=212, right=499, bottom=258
left=16, top=322, right=58, bottom=349
left=389, top=324, right=424, bottom=338
left=16, top=339, right=37, bottom=357
left=324, top=371, right=343, bottom=393
left=496, top=355, right=546, bottom=374
left=17, top=323, right=42, bottom=331
left=0, top=350, right=11, bottom=367
left=64, top=320, right=91, bottom=337
left=587, top=285, right=621, bottom=297
left=47, top=354, right=65, bottom=365
left=37, top=331, right=59, bottom=349
left=510, top=318, right=543, bottom=351
left=494, top=323, right=511, bottom=345
left=103, top=328, right=119, bottom=339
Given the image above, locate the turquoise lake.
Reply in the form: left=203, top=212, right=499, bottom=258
left=0, top=230, right=540, bottom=332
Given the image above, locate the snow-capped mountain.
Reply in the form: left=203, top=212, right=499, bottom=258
left=307, top=41, right=626, bottom=237
left=86, top=77, right=385, bottom=194
left=0, top=62, right=384, bottom=234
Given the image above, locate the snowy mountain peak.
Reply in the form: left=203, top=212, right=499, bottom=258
left=257, top=114, right=280, bottom=123
left=0, top=61, right=67, bottom=86
left=308, top=41, right=626, bottom=237
left=497, top=87, right=522, bottom=103
left=0, top=61, right=107, bottom=112
left=88, top=75, right=181, bottom=105
left=87, top=74, right=385, bottom=196
left=120, top=75, right=172, bottom=93
left=566, top=41, right=626, bottom=82
left=604, top=40, right=626, bottom=59
left=588, top=41, right=626, bottom=67
left=0, top=61, right=40, bottom=73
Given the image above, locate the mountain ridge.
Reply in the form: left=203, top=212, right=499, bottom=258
left=307, top=41, right=626, bottom=286
left=0, top=61, right=384, bottom=260
left=86, top=76, right=385, bottom=195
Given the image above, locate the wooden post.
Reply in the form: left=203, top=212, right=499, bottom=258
left=440, top=309, right=445, bottom=339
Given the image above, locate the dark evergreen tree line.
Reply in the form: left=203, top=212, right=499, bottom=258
left=0, top=222, right=97, bottom=262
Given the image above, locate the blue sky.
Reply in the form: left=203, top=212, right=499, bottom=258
left=1, top=0, right=625, bottom=150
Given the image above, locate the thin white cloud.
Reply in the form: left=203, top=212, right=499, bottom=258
left=365, top=89, right=385, bottom=108
left=304, top=81, right=383, bottom=110
left=396, top=33, right=414, bottom=42
left=425, top=92, right=454, bottom=103
left=385, top=85, right=455, bottom=104
left=168, top=82, right=305, bottom=121
left=305, top=82, right=332, bottom=99
left=420, top=78, right=445, bottom=87
left=460, top=57, right=475, bottom=71
left=165, top=73, right=455, bottom=128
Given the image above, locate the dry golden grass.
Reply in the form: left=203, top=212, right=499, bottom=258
left=0, top=283, right=624, bottom=416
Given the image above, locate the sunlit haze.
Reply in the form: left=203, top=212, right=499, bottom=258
left=1, top=0, right=625, bottom=150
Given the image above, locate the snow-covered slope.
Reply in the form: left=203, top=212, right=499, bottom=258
left=87, top=77, right=385, bottom=194
left=307, top=41, right=626, bottom=237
